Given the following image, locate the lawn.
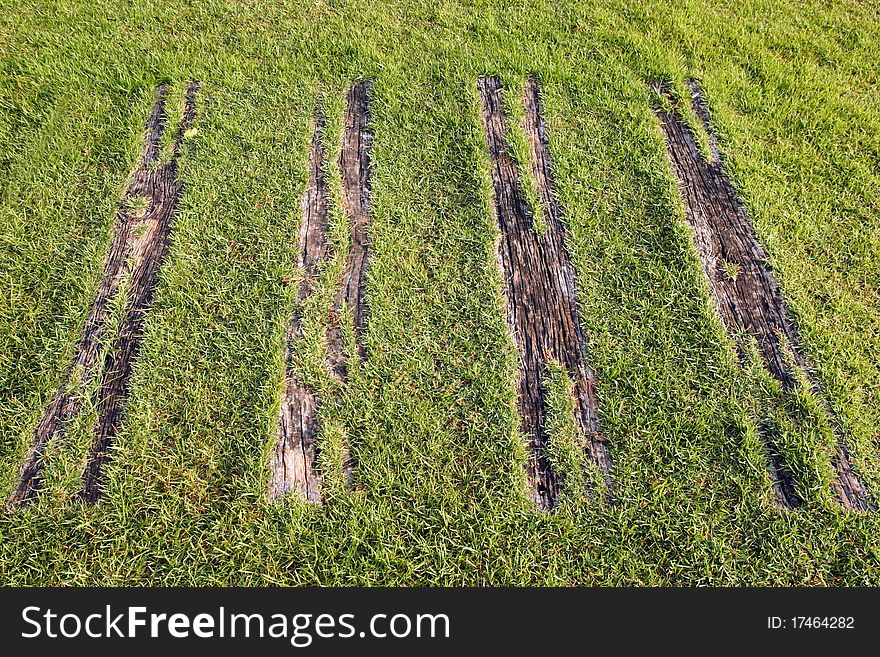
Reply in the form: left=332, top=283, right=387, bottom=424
left=0, top=0, right=878, bottom=585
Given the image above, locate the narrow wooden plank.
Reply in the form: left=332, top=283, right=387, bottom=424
left=6, top=85, right=197, bottom=508
left=652, top=80, right=870, bottom=511
left=327, top=81, right=373, bottom=384
left=79, top=81, right=200, bottom=504
left=478, top=76, right=610, bottom=509
left=326, top=81, right=373, bottom=484
left=270, top=109, right=329, bottom=503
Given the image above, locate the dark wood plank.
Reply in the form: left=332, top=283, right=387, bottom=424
left=270, top=109, right=329, bottom=503
left=327, top=81, right=373, bottom=384
left=326, top=81, right=373, bottom=485
left=478, top=76, right=610, bottom=509
left=652, top=79, right=870, bottom=510
left=79, top=81, right=200, bottom=503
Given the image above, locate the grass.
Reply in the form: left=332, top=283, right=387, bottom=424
left=0, top=0, right=879, bottom=585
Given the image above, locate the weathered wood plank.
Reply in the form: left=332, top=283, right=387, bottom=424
left=270, top=109, right=329, bottom=503
left=327, top=81, right=373, bottom=384
left=478, top=76, right=610, bottom=509
left=326, top=81, right=373, bottom=485
left=652, top=80, right=870, bottom=511
left=79, top=81, right=200, bottom=503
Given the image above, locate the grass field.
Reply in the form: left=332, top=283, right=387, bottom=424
left=1, top=0, right=879, bottom=585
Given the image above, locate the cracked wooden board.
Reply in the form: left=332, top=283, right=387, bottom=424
left=270, top=82, right=374, bottom=502
left=327, top=81, right=373, bottom=384
left=651, top=79, right=870, bottom=511
left=269, top=109, right=329, bottom=504
left=6, top=82, right=200, bottom=508
left=79, top=81, right=200, bottom=503
left=478, top=76, right=610, bottom=510
left=327, top=81, right=374, bottom=484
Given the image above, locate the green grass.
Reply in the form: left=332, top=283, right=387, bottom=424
left=1, top=0, right=879, bottom=585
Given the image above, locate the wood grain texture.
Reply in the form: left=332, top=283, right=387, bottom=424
left=523, top=78, right=611, bottom=480
left=7, top=84, right=198, bottom=508
left=652, top=80, right=870, bottom=511
left=327, top=81, right=373, bottom=384
left=478, top=76, right=610, bottom=510
left=79, top=81, right=199, bottom=504
left=270, top=110, right=329, bottom=503
left=327, top=81, right=373, bottom=484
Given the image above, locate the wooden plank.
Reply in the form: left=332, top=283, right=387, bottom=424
left=270, top=109, right=329, bottom=503
left=327, top=81, right=373, bottom=383
left=652, top=79, right=870, bottom=510
left=478, top=76, right=610, bottom=509
left=79, top=81, right=200, bottom=503
left=326, top=81, right=373, bottom=485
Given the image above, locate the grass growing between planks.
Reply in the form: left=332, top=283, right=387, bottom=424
left=0, top=0, right=879, bottom=584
